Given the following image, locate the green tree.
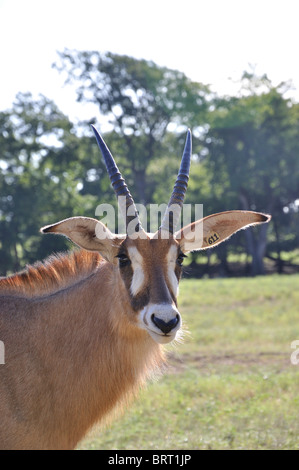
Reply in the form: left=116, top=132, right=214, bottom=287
left=205, top=73, right=299, bottom=275
left=54, top=50, right=212, bottom=205
left=0, top=93, right=96, bottom=275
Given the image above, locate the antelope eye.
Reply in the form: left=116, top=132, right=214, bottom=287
left=176, top=253, right=186, bottom=266
left=117, top=253, right=131, bottom=268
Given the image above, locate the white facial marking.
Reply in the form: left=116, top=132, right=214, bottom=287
left=167, top=245, right=179, bottom=296
left=127, top=246, right=145, bottom=297
left=139, top=303, right=181, bottom=344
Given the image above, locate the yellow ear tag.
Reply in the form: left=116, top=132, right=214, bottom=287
left=207, top=231, right=221, bottom=245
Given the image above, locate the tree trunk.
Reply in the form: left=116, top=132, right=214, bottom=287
left=134, top=169, right=147, bottom=205
left=239, top=192, right=269, bottom=276
left=12, top=241, right=21, bottom=273
left=216, top=245, right=231, bottom=277
left=273, top=217, right=284, bottom=274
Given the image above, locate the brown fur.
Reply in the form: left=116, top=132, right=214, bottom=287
left=121, top=237, right=180, bottom=307
left=0, top=249, right=165, bottom=450
left=0, top=210, right=270, bottom=450
left=0, top=250, right=103, bottom=297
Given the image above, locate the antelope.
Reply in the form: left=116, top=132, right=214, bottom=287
left=0, top=126, right=270, bottom=450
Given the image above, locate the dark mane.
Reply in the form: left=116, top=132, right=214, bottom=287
left=0, top=250, right=103, bottom=297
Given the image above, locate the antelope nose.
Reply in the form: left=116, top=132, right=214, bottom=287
left=151, top=314, right=180, bottom=335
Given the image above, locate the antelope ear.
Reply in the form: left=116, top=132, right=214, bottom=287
left=41, top=217, right=125, bottom=263
left=176, top=210, right=271, bottom=253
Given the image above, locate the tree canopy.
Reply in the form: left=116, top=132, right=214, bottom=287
left=0, top=55, right=298, bottom=276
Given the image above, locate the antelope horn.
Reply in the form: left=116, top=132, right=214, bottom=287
left=160, top=129, right=192, bottom=234
left=91, top=125, right=143, bottom=235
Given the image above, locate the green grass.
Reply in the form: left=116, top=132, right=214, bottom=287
left=78, top=274, right=299, bottom=450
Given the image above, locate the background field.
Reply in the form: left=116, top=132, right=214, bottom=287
left=78, top=274, right=299, bottom=450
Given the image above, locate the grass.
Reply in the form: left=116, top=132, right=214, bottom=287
left=78, top=274, right=299, bottom=450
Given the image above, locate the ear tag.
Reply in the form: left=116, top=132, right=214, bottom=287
left=207, top=231, right=220, bottom=245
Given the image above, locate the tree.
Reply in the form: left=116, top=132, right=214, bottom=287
left=54, top=50, right=212, bottom=205
left=0, top=93, right=96, bottom=275
left=205, top=73, right=299, bottom=275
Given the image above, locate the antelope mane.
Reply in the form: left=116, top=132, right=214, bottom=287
left=0, top=250, right=103, bottom=298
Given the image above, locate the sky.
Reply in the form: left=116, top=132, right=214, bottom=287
left=0, top=0, right=299, bottom=122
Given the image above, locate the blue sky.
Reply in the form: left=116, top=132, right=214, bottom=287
left=0, top=0, right=298, bottom=121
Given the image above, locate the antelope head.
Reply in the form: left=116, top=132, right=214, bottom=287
left=41, top=127, right=271, bottom=345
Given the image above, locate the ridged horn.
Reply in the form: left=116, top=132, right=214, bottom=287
left=160, top=129, right=192, bottom=234
left=91, top=125, right=143, bottom=235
